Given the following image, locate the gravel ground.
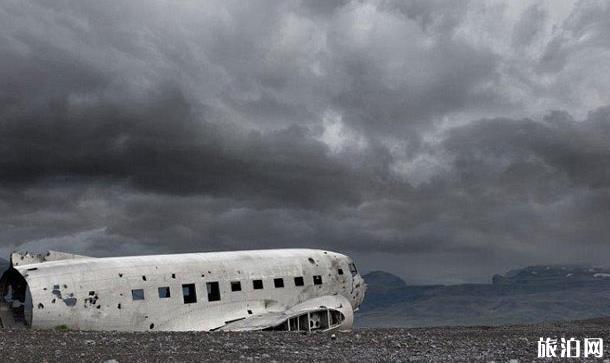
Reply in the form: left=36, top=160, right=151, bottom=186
left=2, top=318, right=610, bottom=362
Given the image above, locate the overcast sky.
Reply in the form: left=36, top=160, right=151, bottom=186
left=1, top=0, right=609, bottom=283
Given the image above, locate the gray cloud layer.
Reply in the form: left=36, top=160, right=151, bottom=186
left=1, top=0, right=610, bottom=283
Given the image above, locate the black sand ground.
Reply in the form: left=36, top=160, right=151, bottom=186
left=1, top=318, right=610, bottom=362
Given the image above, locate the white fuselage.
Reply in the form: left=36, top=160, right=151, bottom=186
left=0, top=249, right=366, bottom=331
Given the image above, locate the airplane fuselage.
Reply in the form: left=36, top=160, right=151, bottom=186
left=0, top=249, right=366, bottom=331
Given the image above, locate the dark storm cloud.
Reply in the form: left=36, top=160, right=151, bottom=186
left=4, top=106, right=610, bottom=279
left=539, top=1, right=610, bottom=73
left=1, top=0, right=610, bottom=283
left=0, top=84, right=363, bottom=209
left=322, top=0, right=502, bottom=138
left=445, top=109, right=610, bottom=191
left=512, top=4, right=547, bottom=48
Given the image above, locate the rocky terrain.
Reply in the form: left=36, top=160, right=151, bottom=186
left=1, top=317, right=610, bottom=362
left=359, top=266, right=610, bottom=327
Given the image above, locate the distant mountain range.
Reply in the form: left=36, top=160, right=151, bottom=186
left=357, top=266, right=610, bottom=328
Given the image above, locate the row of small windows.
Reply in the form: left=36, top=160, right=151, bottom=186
left=131, top=275, right=323, bottom=303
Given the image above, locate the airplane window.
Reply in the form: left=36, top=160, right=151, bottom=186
left=313, top=275, right=323, bottom=285
left=131, top=289, right=145, bottom=301
left=231, top=281, right=241, bottom=292
left=253, top=279, right=264, bottom=290
left=182, top=283, right=197, bottom=304
left=274, top=278, right=284, bottom=288
left=338, top=268, right=344, bottom=275
left=294, top=276, right=304, bottom=286
left=158, top=287, right=171, bottom=298
left=207, top=281, right=221, bottom=301
left=349, top=262, right=358, bottom=276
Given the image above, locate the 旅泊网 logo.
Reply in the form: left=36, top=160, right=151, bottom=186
left=537, top=337, right=603, bottom=358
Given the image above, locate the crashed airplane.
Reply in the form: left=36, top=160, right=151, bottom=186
left=0, top=249, right=366, bottom=332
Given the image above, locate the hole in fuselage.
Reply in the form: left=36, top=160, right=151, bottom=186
left=0, top=268, right=32, bottom=328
